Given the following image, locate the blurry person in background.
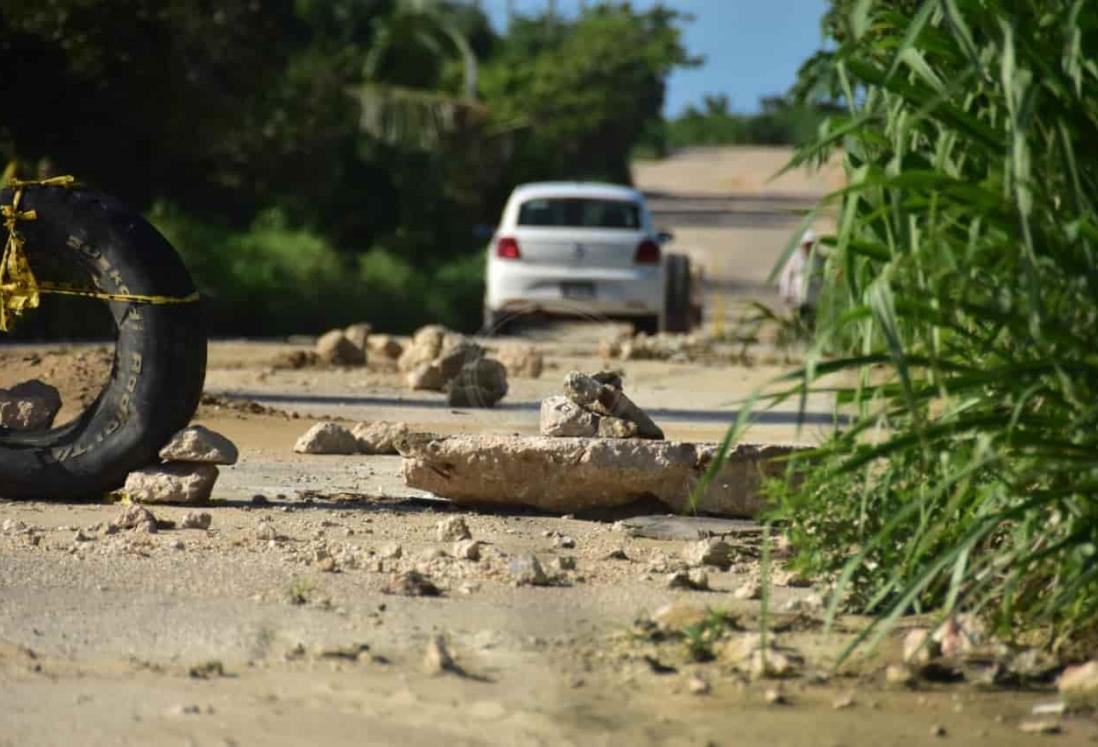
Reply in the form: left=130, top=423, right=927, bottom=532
left=778, top=229, right=822, bottom=331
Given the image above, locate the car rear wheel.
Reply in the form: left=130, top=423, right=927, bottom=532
left=662, top=253, right=693, bottom=333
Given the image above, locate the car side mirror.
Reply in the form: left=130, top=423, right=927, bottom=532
left=656, top=229, right=674, bottom=245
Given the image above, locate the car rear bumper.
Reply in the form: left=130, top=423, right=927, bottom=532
left=486, top=261, right=663, bottom=317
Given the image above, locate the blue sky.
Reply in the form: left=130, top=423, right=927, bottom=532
left=480, top=0, right=829, bottom=116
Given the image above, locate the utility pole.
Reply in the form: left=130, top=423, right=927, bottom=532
left=506, top=0, right=515, bottom=28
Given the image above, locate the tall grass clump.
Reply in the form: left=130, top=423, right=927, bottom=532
left=770, top=0, right=1098, bottom=652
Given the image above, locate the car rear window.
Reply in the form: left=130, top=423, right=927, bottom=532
left=517, top=198, right=641, bottom=229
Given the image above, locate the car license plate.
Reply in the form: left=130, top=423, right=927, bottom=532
left=561, top=282, right=595, bottom=300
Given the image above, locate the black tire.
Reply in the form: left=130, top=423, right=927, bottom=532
left=0, top=185, right=206, bottom=500
left=662, top=253, right=692, bottom=333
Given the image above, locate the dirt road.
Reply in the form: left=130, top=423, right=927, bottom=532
left=1, top=148, right=1092, bottom=745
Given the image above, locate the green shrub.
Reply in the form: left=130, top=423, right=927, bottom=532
left=150, top=204, right=486, bottom=336
left=758, top=0, right=1098, bottom=655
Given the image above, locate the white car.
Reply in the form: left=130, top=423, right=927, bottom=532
left=483, top=182, right=678, bottom=334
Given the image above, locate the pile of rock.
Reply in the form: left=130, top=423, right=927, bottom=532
left=293, top=420, right=412, bottom=455
left=277, top=323, right=406, bottom=369
left=496, top=342, right=544, bottom=379
left=540, top=370, right=663, bottom=439
left=397, top=325, right=509, bottom=407
left=599, top=331, right=713, bottom=362
left=123, top=425, right=238, bottom=503
left=0, top=379, right=62, bottom=431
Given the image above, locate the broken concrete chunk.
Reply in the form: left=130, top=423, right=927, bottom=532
left=402, top=435, right=797, bottom=517
left=159, top=425, right=239, bottom=465
left=398, top=325, right=448, bottom=372
left=315, top=329, right=365, bottom=366
left=508, top=554, right=550, bottom=586
left=497, top=343, right=544, bottom=379
left=407, top=362, right=447, bottom=391
left=343, top=323, right=372, bottom=355
left=668, top=569, right=709, bottom=591
left=562, top=371, right=604, bottom=408
left=683, top=538, right=737, bottom=569
left=452, top=539, right=481, bottom=561
left=435, top=339, right=484, bottom=382
left=124, top=464, right=219, bottom=504
left=0, top=379, right=62, bottom=431
left=293, top=423, right=359, bottom=455
left=367, top=334, right=404, bottom=360
left=562, top=371, right=663, bottom=439
left=539, top=396, right=598, bottom=437
left=351, top=421, right=410, bottom=455
left=1059, top=660, right=1098, bottom=707
left=597, top=416, right=638, bottom=439
left=180, top=511, right=213, bottom=530
left=384, top=570, right=441, bottom=597
left=423, top=635, right=459, bottom=675
left=436, top=516, right=472, bottom=542
left=109, top=505, right=159, bottom=533
left=446, top=358, right=508, bottom=408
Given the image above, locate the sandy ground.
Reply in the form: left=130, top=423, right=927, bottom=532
left=2, top=148, right=1094, bottom=745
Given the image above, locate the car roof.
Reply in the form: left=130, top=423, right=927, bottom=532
left=509, top=182, right=643, bottom=203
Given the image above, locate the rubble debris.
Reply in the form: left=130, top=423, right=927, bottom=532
left=398, top=325, right=448, bottom=372
left=273, top=349, right=319, bottom=370
left=452, top=539, right=481, bottom=561
left=683, top=538, right=737, bottom=569
left=902, top=628, right=938, bottom=667
left=383, top=570, right=441, bottom=597
left=668, top=569, right=709, bottom=591
left=720, top=633, right=803, bottom=679
left=423, top=636, right=462, bottom=676
left=351, top=421, right=410, bottom=455
left=401, top=434, right=797, bottom=517
left=508, top=554, right=550, bottom=586
left=600, top=330, right=714, bottom=362
left=652, top=602, right=709, bottom=631
left=367, top=334, right=404, bottom=360
left=294, top=423, right=359, bottom=455
left=885, top=663, right=916, bottom=687
left=620, top=515, right=759, bottom=541
left=124, top=464, right=219, bottom=504
left=378, top=543, right=403, bottom=559
left=539, top=396, right=598, bottom=437
left=180, top=511, right=212, bottom=530
left=407, top=362, right=447, bottom=391
left=343, top=322, right=372, bottom=355
left=446, top=358, right=509, bottom=408
left=315, top=329, right=366, bottom=366
left=497, top=343, right=544, bottom=379
left=562, top=371, right=663, bottom=439
left=109, top=505, right=159, bottom=533
left=0, top=379, right=62, bottom=431
left=687, top=676, right=710, bottom=695
left=1059, top=660, right=1098, bottom=707
left=436, top=516, right=472, bottom=542
left=732, top=578, right=761, bottom=600
left=1018, top=720, right=1062, bottom=735
left=159, top=425, right=239, bottom=465
left=597, top=417, right=639, bottom=439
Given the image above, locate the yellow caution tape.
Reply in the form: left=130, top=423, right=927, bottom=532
left=1, top=175, right=199, bottom=332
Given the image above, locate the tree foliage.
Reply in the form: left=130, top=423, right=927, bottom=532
left=0, top=0, right=694, bottom=334
left=769, top=0, right=1098, bottom=653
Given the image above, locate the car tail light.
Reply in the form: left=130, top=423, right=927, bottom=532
left=496, top=236, right=521, bottom=259
left=635, top=239, right=661, bottom=264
